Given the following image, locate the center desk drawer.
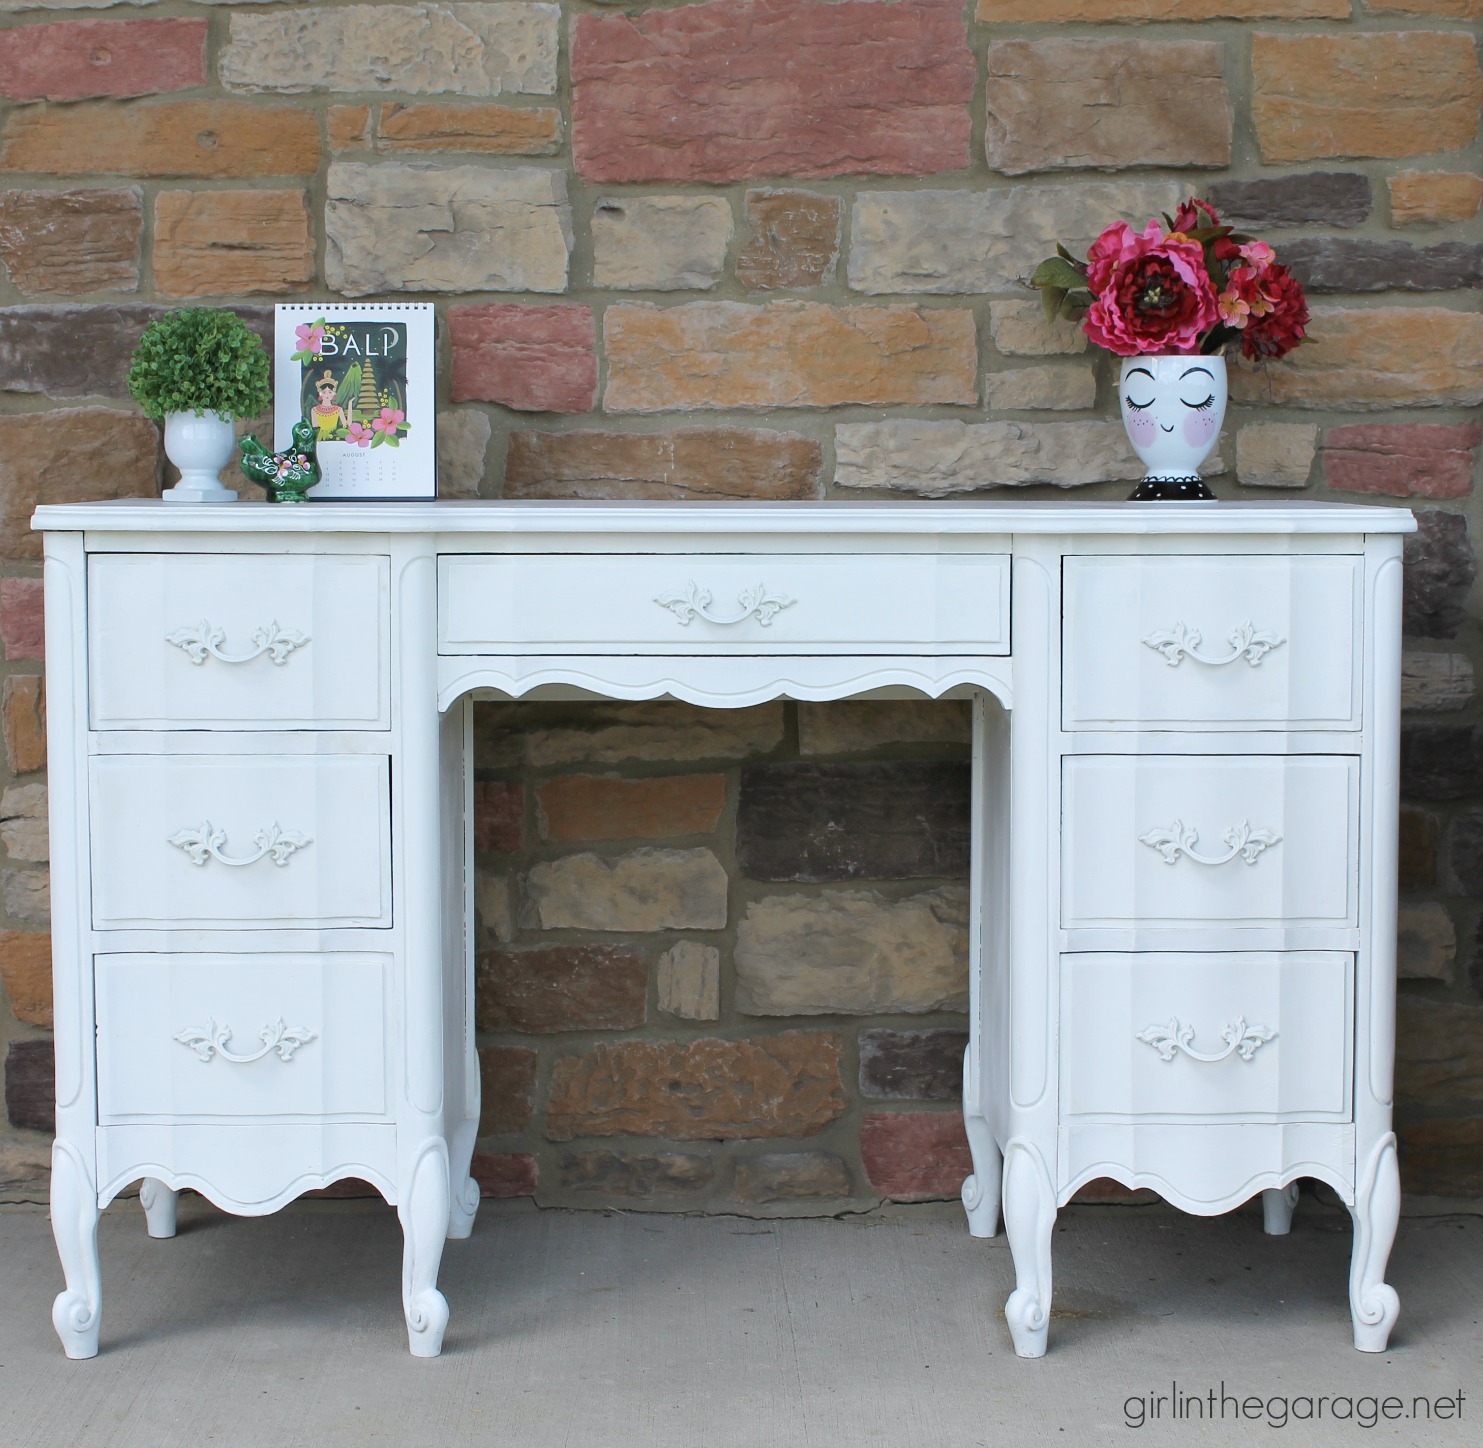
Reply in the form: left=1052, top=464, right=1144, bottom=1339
left=438, top=553, right=1011, bottom=655
left=1060, top=951, right=1352, bottom=1121
left=1062, top=754, right=1358, bottom=930
left=90, top=755, right=391, bottom=930
left=96, top=952, right=390, bottom=1123
left=89, top=554, right=390, bottom=730
left=1063, top=554, right=1361, bottom=731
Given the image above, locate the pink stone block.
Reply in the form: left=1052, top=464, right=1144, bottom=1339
left=1324, top=423, right=1481, bottom=499
left=860, top=1111, right=973, bottom=1201
left=572, top=0, right=973, bottom=183
left=449, top=304, right=598, bottom=413
left=0, top=18, right=207, bottom=103
left=0, top=578, right=44, bottom=661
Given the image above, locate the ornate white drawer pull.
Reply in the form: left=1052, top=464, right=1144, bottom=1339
left=165, top=619, right=309, bottom=666
left=175, top=1017, right=317, bottom=1065
left=1139, top=818, right=1280, bottom=867
left=1142, top=621, right=1285, bottom=668
left=167, top=821, right=312, bottom=868
left=1137, top=1016, right=1276, bottom=1064
left=654, top=581, right=796, bottom=627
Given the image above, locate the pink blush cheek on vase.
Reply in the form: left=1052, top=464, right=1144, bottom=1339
left=1183, top=412, right=1219, bottom=447
left=1125, top=414, right=1158, bottom=446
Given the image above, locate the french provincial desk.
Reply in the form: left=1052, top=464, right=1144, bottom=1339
left=33, top=498, right=1414, bottom=1360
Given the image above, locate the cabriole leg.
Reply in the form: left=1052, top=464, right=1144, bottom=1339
left=139, top=1178, right=178, bottom=1240
left=1350, top=1135, right=1401, bottom=1353
left=961, top=1048, right=1001, bottom=1239
left=50, top=1140, right=102, bottom=1360
left=400, top=1141, right=451, bottom=1358
left=446, top=1105, right=480, bottom=1242
left=1002, top=1138, right=1056, bottom=1358
left=1261, top=1183, right=1300, bottom=1237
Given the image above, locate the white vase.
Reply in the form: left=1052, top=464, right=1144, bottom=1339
left=1118, top=354, right=1226, bottom=501
left=162, top=411, right=239, bottom=504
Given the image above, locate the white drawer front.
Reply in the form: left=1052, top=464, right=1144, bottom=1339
left=1062, top=755, right=1358, bottom=929
left=89, top=554, right=390, bottom=730
left=1062, top=555, right=1360, bottom=731
left=96, top=953, right=389, bottom=1123
left=1060, top=952, right=1352, bottom=1121
left=438, top=553, right=1011, bottom=656
left=90, top=755, right=391, bottom=929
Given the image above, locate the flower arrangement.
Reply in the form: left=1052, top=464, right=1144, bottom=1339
left=1031, top=199, right=1309, bottom=361
left=126, top=308, right=272, bottom=421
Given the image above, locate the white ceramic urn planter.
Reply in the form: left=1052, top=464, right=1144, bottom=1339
left=161, top=411, right=239, bottom=504
left=1119, top=354, right=1227, bottom=502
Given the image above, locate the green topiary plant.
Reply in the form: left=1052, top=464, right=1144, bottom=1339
left=126, top=307, right=272, bottom=421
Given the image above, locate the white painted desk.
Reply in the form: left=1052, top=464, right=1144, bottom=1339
left=34, top=499, right=1414, bottom=1358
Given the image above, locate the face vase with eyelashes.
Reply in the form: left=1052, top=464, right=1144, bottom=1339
left=1118, top=354, right=1228, bottom=484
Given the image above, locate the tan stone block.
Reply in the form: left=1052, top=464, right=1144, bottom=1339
left=327, top=105, right=372, bottom=151
left=435, top=407, right=492, bottom=499
left=1397, top=996, right=1483, bottom=1103
left=734, top=886, right=968, bottom=1016
left=1390, top=172, right=1483, bottom=227
left=476, top=1045, right=537, bottom=1135
left=985, top=39, right=1231, bottom=175
left=1236, top=422, right=1318, bottom=489
left=1402, top=653, right=1475, bottom=713
left=504, top=428, right=823, bottom=501
left=0, top=99, right=319, bottom=178
left=797, top=701, right=972, bottom=756
left=1368, top=0, right=1483, bottom=13
left=1397, top=902, right=1455, bottom=981
left=153, top=189, right=313, bottom=298
left=592, top=195, right=733, bottom=291
left=1229, top=307, right=1483, bottom=410
left=737, top=190, right=840, bottom=291
left=546, top=1032, right=845, bottom=1141
left=221, top=5, right=559, bottom=97
left=0, top=930, right=50, bottom=1026
left=657, top=941, right=721, bottom=1021
left=474, top=870, right=515, bottom=943
left=989, top=300, right=1088, bottom=357
left=834, top=419, right=1152, bottom=496
left=1252, top=32, right=1483, bottom=162
left=325, top=162, right=571, bottom=297
left=1398, top=1117, right=1483, bottom=1197
left=981, top=0, right=1344, bottom=11
left=475, top=699, right=786, bottom=767
left=734, top=1150, right=852, bottom=1202
left=605, top=302, right=977, bottom=412
left=2, top=865, right=48, bottom=926
left=2, top=677, right=45, bottom=775
left=537, top=774, right=727, bottom=842
left=984, top=363, right=1096, bottom=413
left=0, top=1136, right=50, bottom=1203
left=0, top=783, right=46, bottom=863
left=0, top=188, right=141, bottom=295
left=850, top=182, right=1181, bottom=295
left=0, top=408, right=159, bottom=562
left=522, top=847, right=728, bottom=931
left=377, top=103, right=562, bottom=155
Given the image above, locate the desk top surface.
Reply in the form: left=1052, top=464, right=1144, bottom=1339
left=34, top=498, right=1417, bottom=538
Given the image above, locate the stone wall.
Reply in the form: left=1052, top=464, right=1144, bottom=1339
left=0, top=0, right=1480, bottom=1209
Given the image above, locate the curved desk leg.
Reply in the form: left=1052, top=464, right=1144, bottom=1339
left=140, top=1178, right=179, bottom=1240
left=961, top=1049, right=1001, bottom=1239
left=51, top=1141, right=102, bottom=1359
left=1261, top=1183, right=1299, bottom=1237
left=400, top=1141, right=451, bottom=1358
left=1350, top=1135, right=1401, bottom=1353
left=446, top=1106, right=480, bottom=1242
left=1003, top=1138, right=1056, bottom=1358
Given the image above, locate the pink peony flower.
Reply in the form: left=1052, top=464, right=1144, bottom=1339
left=346, top=421, right=373, bottom=448
left=370, top=407, right=405, bottom=434
left=1081, top=220, right=1219, bottom=357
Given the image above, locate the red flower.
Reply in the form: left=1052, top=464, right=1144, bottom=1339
left=1171, top=197, right=1221, bottom=234
left=1082, top=220, right=1219, bottom=357
left=1240, top=263, right=1309, bottom=362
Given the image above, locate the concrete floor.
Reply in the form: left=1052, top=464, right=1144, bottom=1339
left=1, top=1195, right=1480, bottom=1448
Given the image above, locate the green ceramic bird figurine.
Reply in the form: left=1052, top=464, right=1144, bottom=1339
left=239, top=419, right=321, bottom=504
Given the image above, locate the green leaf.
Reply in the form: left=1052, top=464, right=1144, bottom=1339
left=1031, top=256, right=1087, bottom=292
left=1039, top=285, right=1067, bottom=323
left=1057, top=293, right=1089, bottom=323
left=1055, top=242, right=1082, bottom=265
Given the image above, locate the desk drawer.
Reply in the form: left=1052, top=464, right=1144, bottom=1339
left=90, top=754, right=391, bottom=929
left=96, top=953, right=389, bottom=1124
left=1061, top=754, right=1358, bottom=930
left=1062, top=555, right=1361, bottom=731
left=1060, top=952, right=1351, bottom=1121
left=89, top=554, right=390, bottom=730
left=438, top=553, right=1010, bottom=656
